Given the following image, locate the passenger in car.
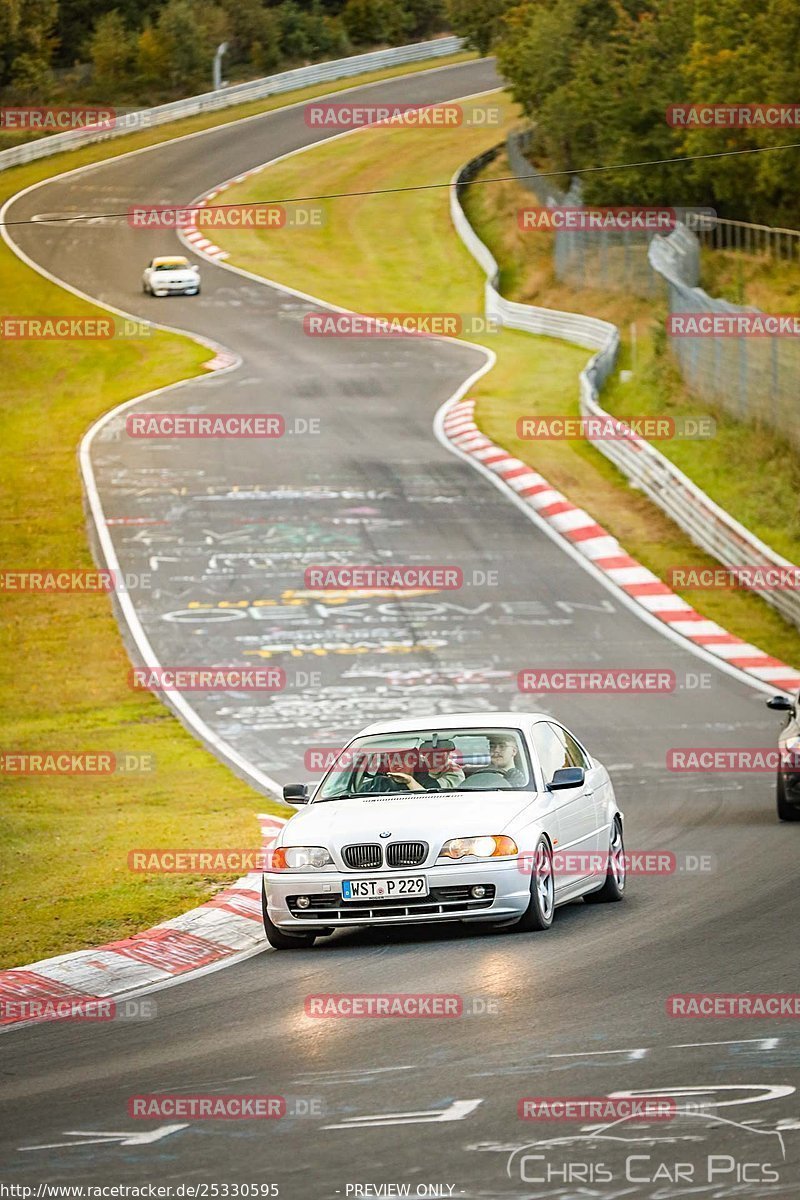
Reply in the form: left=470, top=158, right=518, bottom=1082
left=387, top=739, right=465, bottom=791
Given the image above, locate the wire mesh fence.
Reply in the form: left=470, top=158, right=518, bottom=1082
left=650, top=234, right=800, bottom=441
left=508, top=130, right=664, bottom=298
left=507, top=128, right=800, bottom=448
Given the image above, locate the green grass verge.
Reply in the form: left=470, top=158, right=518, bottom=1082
left=209, top=108, right=800, bottom=669
left=0, top=51, right=478, bottom=969
left=700, top=247, right=800, bottom=310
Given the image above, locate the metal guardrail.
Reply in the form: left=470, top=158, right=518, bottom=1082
left=451, top=147, right=800, bottom=632
left=696, top=216, right=800, bottom=261
left=0, top=36, right=465, bottom=172
left=453, top=149, right=616, bottom=354
left=577, top=378, right=800, bottom=631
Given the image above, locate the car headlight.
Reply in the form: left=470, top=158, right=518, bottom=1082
left=269, top=846, right=334, bottom=871
left=438, top=835, right=518, bottom=860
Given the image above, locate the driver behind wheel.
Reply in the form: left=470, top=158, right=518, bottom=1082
left=488, top=734, right=527, bottom=786
left=387, top=739, right=465, bottom=792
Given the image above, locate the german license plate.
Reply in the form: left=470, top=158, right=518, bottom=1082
left=341, top=876, right=428, bottom=900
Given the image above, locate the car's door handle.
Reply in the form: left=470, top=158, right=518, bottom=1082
left=584, top=790, right=594, bottom=798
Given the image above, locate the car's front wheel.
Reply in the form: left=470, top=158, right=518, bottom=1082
left=584, top=817, right=626, bottom=903
left=261, top=885, right=317, bottom=950
left=777, top=772, right=800, bottom=821
left=514, top=836, right=554, bottom=932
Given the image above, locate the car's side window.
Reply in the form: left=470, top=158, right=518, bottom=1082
left=531, top=722, right=570, bottom=785
left=552, top=725, right=591, bottom=770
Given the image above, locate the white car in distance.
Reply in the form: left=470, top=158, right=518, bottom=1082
left=262, top=711, right=625, bottom=950
left=142, top=255, right=200, bottom=297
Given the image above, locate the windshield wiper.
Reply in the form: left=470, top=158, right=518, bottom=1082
left=315, top=789, right=408, bottom=802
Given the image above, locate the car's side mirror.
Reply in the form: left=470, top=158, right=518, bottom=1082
left=767, top=695, right=794, bottom=712
left=548, top=766, right=585, bottom=790
left=283, top=782, right=309, bottom=804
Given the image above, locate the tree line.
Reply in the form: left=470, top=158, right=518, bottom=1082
left=449, top=0, right=800, bottom=227
left=0, top=0, right=448, bottom=106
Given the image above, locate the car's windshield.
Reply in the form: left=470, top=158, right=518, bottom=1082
left=314, top=728, right=533, bottom=800
left=154, top=261, right=188, bottom=271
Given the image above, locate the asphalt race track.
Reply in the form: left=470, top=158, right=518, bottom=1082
left=2, top=59, right=799, bottom=1199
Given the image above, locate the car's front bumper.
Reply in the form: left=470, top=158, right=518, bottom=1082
left=152, top=278, right=198, bottom=293
left=264, top=860, right=531, bottom=929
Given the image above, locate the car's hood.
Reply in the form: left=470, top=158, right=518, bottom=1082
left=280, top=790, right=535, bottom=846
